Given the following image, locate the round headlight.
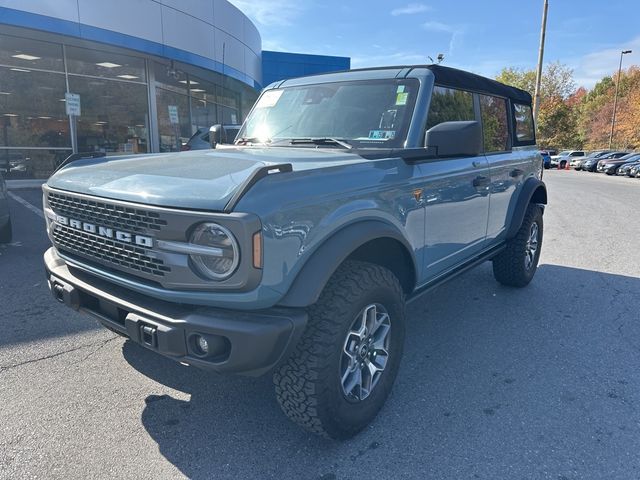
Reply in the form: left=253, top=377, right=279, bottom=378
left=189, top=223, right=239, bottom=280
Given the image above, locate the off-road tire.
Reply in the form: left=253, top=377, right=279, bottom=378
left=0, top=217, right=12, bottom=243
left=492, top=204, right=543, bottom=287
left=274, top=260, right=405, bottom=439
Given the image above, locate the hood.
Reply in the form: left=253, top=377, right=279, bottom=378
left=46, top=147, right=368, bottom=211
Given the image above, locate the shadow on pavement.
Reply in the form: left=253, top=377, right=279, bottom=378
left=124, top=263, right=640, bottom=479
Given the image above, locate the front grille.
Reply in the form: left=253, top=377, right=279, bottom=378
left=47, top=191, right=168, bottom=233
left=52, top=224, right=171, bottom=277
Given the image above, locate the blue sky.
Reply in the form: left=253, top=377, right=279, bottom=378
left=229, top=0, right=640, bottom=89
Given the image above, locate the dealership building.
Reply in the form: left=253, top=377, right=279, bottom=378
left=0, top=1, right=350, bottom=179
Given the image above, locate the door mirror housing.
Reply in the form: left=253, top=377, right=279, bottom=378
left=425, top=120, right=482, bottom=157
left=209, top=124, right=224, bottom=149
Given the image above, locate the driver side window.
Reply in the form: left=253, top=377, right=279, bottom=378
left=426, top=86, right=475, bottom=131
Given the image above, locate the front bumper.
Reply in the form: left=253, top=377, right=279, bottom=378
left=44, top=248, right=307, bottom=376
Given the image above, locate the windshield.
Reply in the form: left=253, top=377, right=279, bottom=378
left=237, top=79, right=419, bottom=149
left=557, top=150, right=571, bottom=156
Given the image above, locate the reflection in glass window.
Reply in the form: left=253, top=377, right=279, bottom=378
left=0, top=148, right=70, bottom=180
left=426, top=86, right=475, bottom=130
left=0, top=33, right=64, bottom=72
left=513, top=103, right=535, bottom=143
left=156, top=88, right=191, bottom=152
left=0, top=66, right=69, bottom=147
left=479, top=94, right=510, bottom=152
left=66, top=46, right=146, bottom=82
left=69, top=76, right=149, bottom=154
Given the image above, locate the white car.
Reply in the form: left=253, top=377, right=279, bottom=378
left=550, top=150, right=585, bottom=168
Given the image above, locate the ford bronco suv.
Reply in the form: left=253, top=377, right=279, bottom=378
left=43, top=65, right=546, bottom=439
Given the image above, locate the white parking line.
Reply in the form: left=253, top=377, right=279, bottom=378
left=7, top=192, right=45, bottom=219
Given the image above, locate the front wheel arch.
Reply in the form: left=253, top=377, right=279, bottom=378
left=277, top=221, right=417, bottom=308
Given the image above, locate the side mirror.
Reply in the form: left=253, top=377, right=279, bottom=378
left=209, top=124, right=225, bottom=149
left=425, top=120, right=482, bottom=157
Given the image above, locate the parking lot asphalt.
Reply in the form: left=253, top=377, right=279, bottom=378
left=1, top=170, right=639, bottom=480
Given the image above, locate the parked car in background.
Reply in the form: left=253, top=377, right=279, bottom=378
left=550, top=150, right=585, bottom=168
left=629, top=163, right=640, bottom=178
left=600, top=153, right=640, bottom=175
left=595, top=152, right=629, bottom=172
left=182, top=124, right=241, bottom=151
left=618, top=158, right=640, bottom=176
left=582, top=152, right=625, bottom=172
left=0, top=169, right=12, bottom=243
left=572, top=150, right=611, bottom=170
left=540, top=150, right=552, bottom=169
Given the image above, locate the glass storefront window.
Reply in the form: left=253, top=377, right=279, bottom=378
left=0, top=148, right=70, bottom=180
left=0, top=66, right=70, bottom=148
left=68, top=76, right=150, bottom=154
left=0, top=33, right=64, bottom=72
left=66, top=46, right=147, bottom=82
left=156, top=88, right=191, bottom=152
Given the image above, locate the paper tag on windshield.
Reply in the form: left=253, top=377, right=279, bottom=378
left=256, top=89, right=283, bottom=108
left=395, top=92, right=409, bottom=105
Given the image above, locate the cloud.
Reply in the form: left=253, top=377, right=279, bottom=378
left=391, top=3, right=431, bottom=16
left=422, top=21, right=466, bottom=55
left=350, top=50, right=428, bottom=69
left=226, top=0, right=303, bottom=27
left=571, top=36, right=640, bottom=89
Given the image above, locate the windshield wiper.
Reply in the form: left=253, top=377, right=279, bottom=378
left=235, top=137, right=271, bottom=145
left=289, top=138, right=353, bottom=149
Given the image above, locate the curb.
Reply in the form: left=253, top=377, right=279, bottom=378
left=6, top=180, right=46, bottom=190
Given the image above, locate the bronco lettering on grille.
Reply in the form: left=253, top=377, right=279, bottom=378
left=55, top=214, right=153, bottom=248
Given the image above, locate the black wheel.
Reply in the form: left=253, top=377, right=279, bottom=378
left=0, top=217, right=12, bottom=243
left=274, top=260, right=405, bottom=439
left=492, top=204, right=543, bottom=288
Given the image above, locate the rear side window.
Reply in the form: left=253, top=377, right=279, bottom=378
left=479, top=94, right=510, bottom=153
left=426, top=86, right=474, bottom=130
left=513, top=103, right=535, bottom=144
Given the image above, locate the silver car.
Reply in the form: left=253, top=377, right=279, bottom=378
left=0, top=170, right=12, bottom=243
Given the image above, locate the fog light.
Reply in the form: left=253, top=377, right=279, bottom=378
left=196, top=335, right=209, bottom=355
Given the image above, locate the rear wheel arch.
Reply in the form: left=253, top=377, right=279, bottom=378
left=505, top=178, right=547, bottom=240
left=277, top=221, right=417, bottom=308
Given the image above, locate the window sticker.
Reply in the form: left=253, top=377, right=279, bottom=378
left=395, top=92, right=409, bottom=105
left=368, top=130, right=396, bottom=140
left=397, top=85, right=406, bottom=93
left=256, top=89, right=283, bottom=108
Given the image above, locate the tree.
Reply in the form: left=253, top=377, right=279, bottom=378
left=496, top=62, right=579, bottom=148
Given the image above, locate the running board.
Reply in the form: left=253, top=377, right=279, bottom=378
left=407, top=243, right=506, bottom=304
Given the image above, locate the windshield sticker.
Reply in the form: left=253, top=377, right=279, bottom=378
left=397, top=85, right=405, bottom=93
left=368, top=130, right=396, bottom=140
left=256, top=89, right=283, bottom=108
left=395, top=92, right=409, bottom=106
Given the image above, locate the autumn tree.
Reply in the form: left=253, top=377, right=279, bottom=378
left=496, top=62, right=580, bottom=149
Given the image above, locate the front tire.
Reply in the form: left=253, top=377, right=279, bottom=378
left=492, top=204, right=543, bottom=287
left=274, top=261, right=405, bottom=439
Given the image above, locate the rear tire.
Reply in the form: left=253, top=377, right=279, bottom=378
left=274, top=260, right=405, bottom=439
left=0, top=217, right=12, bottom=243
left=492, top=204, right=543, bottom=287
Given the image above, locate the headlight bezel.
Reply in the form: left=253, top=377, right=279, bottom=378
left=189, top=222, right=241, bottom=281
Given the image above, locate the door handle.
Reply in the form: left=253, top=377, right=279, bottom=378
left=510, top=168, right=524, bottom=178
left=473, top=176, right=490, bottom=187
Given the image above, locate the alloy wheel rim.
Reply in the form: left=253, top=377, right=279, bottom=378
left=340, top=303, right=391, bottom=402
left=524, top=221, right=539, bottom=270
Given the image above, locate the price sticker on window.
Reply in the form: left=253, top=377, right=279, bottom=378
left=256, top=89, right=283, bottom=108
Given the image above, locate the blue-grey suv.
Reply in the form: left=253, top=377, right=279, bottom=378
left=43, top=65, right=546, bottom=438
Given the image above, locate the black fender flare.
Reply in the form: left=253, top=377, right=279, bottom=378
left=277, top=220, right=417, bottom=308
left=505, top=177, right=547, bottom=239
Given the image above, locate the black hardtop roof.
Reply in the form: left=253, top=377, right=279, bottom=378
left=277, top=64, right=532, bottom=106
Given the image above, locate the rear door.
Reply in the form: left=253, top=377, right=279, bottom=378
left=481, top=94, right=529, bottom=243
